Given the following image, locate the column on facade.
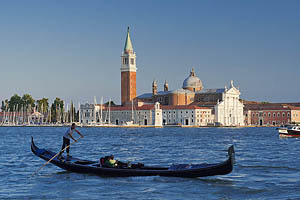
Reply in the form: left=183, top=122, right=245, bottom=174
left=235, top=98, right=237, bottom=125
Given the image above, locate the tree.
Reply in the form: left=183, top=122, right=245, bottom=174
left=21, top=94, right=35, bottom=112
left=1, top=99, right=8, bottom=111
left=8, top=94, right=22, bottom=111
left=51, top=97, right=64, bottom=123
left=37, top=98, right=49, bottom=114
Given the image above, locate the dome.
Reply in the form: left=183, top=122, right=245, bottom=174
left=182, top=68, right=203, bottom=91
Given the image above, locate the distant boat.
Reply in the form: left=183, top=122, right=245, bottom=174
left=279, top=125, right=300, bottom=137
left=31, top=137, right=235, bottom=178
left=277, top=124, right=292, bottom=134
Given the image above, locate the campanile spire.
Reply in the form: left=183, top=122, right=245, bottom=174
left=124, top=27, right=133, bottom=54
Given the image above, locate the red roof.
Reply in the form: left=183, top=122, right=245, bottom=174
left=103, top=105, right=155, bottom=111
left=244, top=103, right=300, bottom=111
left=0, top=112, right=35, bottom=116
left=102, top=104, right=211, bottom=111
left=161, top=105, right=211, bottom=110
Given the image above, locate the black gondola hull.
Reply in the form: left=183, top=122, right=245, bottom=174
left=31, top=137, right=234, bottom=178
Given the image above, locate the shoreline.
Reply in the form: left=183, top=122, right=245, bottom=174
left=0, top=124, right=278, bottom=128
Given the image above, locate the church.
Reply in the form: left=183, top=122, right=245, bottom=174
left=79, top=28, right=244, bottom=126
left=121, top=27, right=244, bottom=126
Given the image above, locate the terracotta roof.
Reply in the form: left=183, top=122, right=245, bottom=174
left=102, top=104, right=211, bottom=111
left=0, top=112, right=31, bottom=116
left=161, top=105, right=211, bottom=110
left=242, top=100, right=300, bottom=106
left=244, top=103, right=300, bottom=111
left=103, top=105, right=155, bottom=111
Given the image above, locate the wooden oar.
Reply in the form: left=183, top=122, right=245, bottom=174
left=32, top=136, right=83, bottom=176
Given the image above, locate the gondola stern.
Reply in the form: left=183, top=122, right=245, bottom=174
left=227, top=145, right=235, bottom=165
left=31, top=136, right=36, bottom=152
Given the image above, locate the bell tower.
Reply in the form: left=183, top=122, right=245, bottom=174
left=121, top=27, right=137, bottom=106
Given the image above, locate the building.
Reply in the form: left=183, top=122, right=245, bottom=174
left=136, top=69, right=244, bottom=126
left=121, top=27, right=137, bottom=106
left=213, top=81, right=244, bottom=126
left=79, top=102, right=216, bottom=126
left=78, top=27, right=245, bottom=127
left=79, top=103, right=101, bottom=124
left=161, top=105, right=213, bottom=126
left=244, top=102, right=300, bottom=126
left=0, top=111, right=44, bottom=125
left=79, top=102, right=163, bottom=127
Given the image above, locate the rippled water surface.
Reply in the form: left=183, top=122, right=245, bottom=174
left=1, top=127, right=300, bottom=199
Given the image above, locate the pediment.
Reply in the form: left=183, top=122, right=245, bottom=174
left=226, top=87, right=240, bottom=95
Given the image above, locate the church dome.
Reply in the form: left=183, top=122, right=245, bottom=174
left=182, top=68, right=203, bottom=92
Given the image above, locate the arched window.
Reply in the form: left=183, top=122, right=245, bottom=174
left=123, top=58, right=129, bottom=64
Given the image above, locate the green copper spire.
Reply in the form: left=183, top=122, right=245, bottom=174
left=124, top=27, right=133, bottom=53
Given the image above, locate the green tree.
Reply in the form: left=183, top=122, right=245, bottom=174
left=1, top=99, right=9, bottom=111
left=21, top=94, right=35, bottom=112
left=51, top=97, right=64, bottom=123
left=37, top=98, right=49, bottom=114
left=8, top=94, right=22, bottom=111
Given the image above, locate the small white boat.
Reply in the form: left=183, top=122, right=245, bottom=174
left=277, top=125, right=292, bottom=134
left=279, top=125, right=300, bottom=137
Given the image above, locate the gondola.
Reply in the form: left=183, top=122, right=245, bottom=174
left=31, top=137, right=235, bottom=178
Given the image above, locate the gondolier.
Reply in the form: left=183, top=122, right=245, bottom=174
left=58, top=123, right=83, bottom=159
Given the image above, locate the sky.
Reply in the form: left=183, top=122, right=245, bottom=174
left=0, top=0, right=299, bottom=106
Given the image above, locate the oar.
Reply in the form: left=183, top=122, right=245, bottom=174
left=32, top=136, right=83, bottom=176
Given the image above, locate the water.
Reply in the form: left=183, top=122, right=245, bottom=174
left=0, top=127, right=300, bottom=200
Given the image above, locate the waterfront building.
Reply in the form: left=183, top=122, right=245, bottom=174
left=79, top=102, right=163, bottom=126
left=243, top=102, right=300, bottom=126
left=78, top=102, right=215, bottom=126
left=0, top=111, right=44, bottom=125
left=136, top=68, right=244, bottom=126
left=161, top=105, right=213, bottom=126
left=79, top=103, right=101, bottom=125
left=30, top=111, right=44, bottom=124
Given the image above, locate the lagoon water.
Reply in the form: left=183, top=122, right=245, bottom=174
left=0, top=127, right=300, bottom=199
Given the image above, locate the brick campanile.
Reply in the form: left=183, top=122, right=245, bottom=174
left=121, top=27, right=137, bottom=106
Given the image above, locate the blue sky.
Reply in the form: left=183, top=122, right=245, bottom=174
left=0, top=0, right=299, bottom=106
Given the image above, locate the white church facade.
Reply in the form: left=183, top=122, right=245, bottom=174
left=214, top=81, right=245, bottom=126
